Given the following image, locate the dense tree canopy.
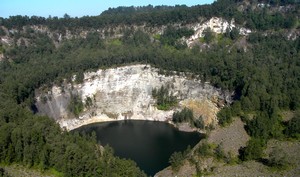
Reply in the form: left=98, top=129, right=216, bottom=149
left=0, top=0, right=298, bottom=30
left=0, top=0, right=299, bottom=175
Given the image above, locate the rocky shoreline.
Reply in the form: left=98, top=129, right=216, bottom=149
left=36, top=64, right=227, bottom=132
left=59, top=114, right=202, bottom=133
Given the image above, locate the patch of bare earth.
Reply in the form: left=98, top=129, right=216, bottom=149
left=156, top=116, right=300, bottom=177
left=155, top=160, right=196, bottom=177
left=210, top=140, right=300, bottom=177
left=280, top=111, right=295, bottom=121
left=208, top=117, right=250, bottom=156
left=210, top=161, right=276, bottom=177
left=0, top=164, right=55, bottom=177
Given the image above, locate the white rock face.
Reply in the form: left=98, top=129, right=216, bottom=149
left=187, top=17, right=251, bottom=46
left=36, top=65, right=229, bottom=131
left=1, top=17, right=252, bottom=52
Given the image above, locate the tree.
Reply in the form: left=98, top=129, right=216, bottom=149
left=68, top=94, right=84, bottom=117
left=169, top=151, right=184, bottom=171
left=197, top=141, right=213, bottom=157
left=75, top=71, right=84, bottom=84
left=172, top=108, right=194, bottom=123
left=284, top=112, right=300, bottom=139
left=63, top=13, right=71, bottom=19
left=85, top=96, right=93, bottom=108
left=241, top=96, right=252, bottom=112
left=0, top=168, right=10, bottom=177
left=203, top=28, right=214, bottom=43
left=217, top=107, right=232, bottom=126
left=268, top=146, right=289, bottom=168
left=152, top=86, right=177, bottom=110
left=0, top=27, right=6, bottom=36
left=239, top=138, right=265, bottom=161
left=160, top=26, right=194, bottom=47
left=0, top=2, right=300, bottom=174
left=231, top=101, right=241, bottom=116
left=215, top=143, right=226, bottom=160
left=194, top=116, right=205, bottom=129
left=230, top=27, right=239, bottom=40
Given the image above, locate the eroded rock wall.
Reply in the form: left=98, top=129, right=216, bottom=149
left=186, top=17, right=251, bottom=46
left=1, top=17, right=252, bottom=50
left=35, top=65, right=231, bottom=130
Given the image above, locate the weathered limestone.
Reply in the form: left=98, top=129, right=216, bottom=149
left=35, top=64, right=231, bottom=131
left=187, top=17, right=251, bottom=46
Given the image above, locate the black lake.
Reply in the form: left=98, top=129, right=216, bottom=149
left=75, top=120, right=203, bottom=176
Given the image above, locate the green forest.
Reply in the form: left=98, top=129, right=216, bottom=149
left=0, top=0, right=300, bottom=176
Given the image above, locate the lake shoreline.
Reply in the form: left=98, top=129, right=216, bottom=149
left=62, top=116, right=203, bottom=134
left=74, top=119, right=203, bottom=176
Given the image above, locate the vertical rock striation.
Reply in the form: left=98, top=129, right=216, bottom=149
left=35, top=64, right=231, bottom=130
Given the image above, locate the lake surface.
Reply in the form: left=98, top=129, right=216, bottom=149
left=75, top=120, right=203, bottom=176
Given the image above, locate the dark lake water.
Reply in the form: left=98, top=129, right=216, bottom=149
left=75, top=120, right=203, bottom=176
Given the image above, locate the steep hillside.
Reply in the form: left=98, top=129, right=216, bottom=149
left=1, top=0, right=298, bottom=54
left=35, top=64, right=230, bottom=131
left=0, top=16, right=251, bottom=53
left=0, top=0, right=299, bottom=176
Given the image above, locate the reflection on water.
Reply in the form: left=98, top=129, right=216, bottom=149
left=75, top=120, right=203, bottom=176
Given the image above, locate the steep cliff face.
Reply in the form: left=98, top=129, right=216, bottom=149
left=187, top=17, right=251, bottom=46
left=35, top=65, right=231, bottom=130
left=0, top=17, right=251, bottom=50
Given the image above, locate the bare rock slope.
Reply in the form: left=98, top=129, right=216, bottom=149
left=35, top=64, right=230, bottom=130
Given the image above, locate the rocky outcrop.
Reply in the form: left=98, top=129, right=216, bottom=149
left=0, top=17, right=252, bottom=50
left=186, top=17, right=251, bottom=46
left=35, top=64, right=231, bottom=131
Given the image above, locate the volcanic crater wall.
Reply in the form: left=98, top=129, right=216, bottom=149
left=35, top=64, right=231, bottom=130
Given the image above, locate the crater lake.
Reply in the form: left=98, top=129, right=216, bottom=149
left=74, top=120, right=203, bottom=176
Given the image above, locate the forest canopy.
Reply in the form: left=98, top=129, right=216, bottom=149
left=0, top=0, right=299, bottom=176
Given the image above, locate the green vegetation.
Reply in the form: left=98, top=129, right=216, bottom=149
left=0, top=111, right=146, bottom=176
left=284, top=111, right=300, bottom=139
left=267, top=147, right=290, bottom=170
left=160, top=26, right=194, bottom=48
left=0, top=167, right=10, bottom=177
left=217, top=107, right=233, bottom=126
left=85, top=96, right=93, bottom=109
left=197, top=142, right=214, bottom=157
left=195, top=141, right=238, bottom=165
left=169, top=152, right=185, bottom=172
left=169, top=146, right=191, bottom=172
left=0, top=0, right=299, bottom=175
left=152, top=86, right=177, bottom=110
left=172, top=108, right=194, bottom=123
left=203, top=28, right=215, bottom=43
left=68, top=94, right=84, bottom=117
left=1, top=0, right=297, bottom=30
left=0, top=28, right=6, bottom=36
left=172, top=108, right=206, bottom=129
left=0, top=44, right=5, bottom=54
left=239, top=138, right=265, bottom=161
